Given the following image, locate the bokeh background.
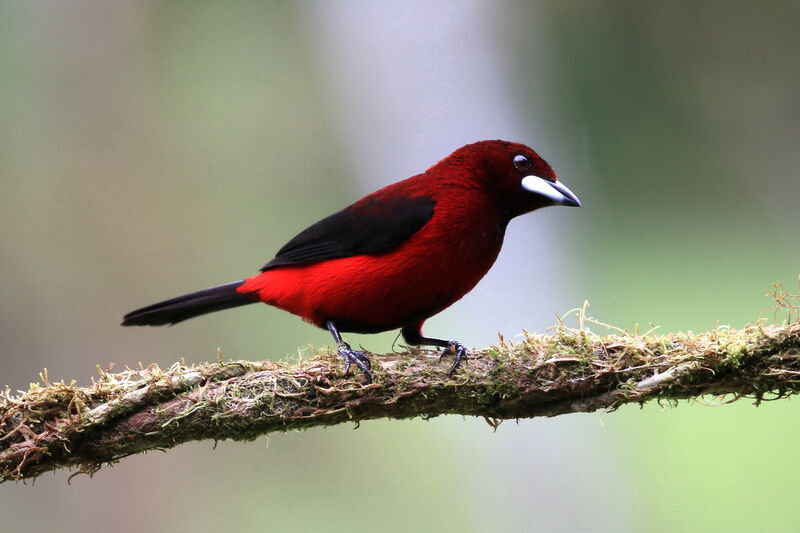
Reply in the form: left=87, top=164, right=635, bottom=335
left=2, top=1, right=800, bottom=531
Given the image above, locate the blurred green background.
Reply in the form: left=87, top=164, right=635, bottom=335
left=2, top=1, right=800, bottom=532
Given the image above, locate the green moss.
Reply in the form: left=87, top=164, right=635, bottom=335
left=4, top=316, right=800, bottom=482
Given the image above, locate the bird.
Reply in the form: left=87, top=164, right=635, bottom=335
left=122, top=140, right=581, bottom=383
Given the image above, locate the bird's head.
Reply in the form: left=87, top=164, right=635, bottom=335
left=446, top=140, right=581, bottom=218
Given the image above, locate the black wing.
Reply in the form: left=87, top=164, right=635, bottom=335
left=261, top=195, right=435, bottom=271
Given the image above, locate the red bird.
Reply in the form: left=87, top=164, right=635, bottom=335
left=122, top=140, right=581, bottom=382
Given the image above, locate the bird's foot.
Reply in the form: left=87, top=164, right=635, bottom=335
left=337, top=343, right=373, bottom=384
left=438, top=341, right=469, bottom=377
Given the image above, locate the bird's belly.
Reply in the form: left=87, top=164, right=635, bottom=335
left=241, top=229, right=503, bottom=333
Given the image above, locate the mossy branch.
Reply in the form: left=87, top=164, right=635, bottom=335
left=3, top=317, right=800, bottom=483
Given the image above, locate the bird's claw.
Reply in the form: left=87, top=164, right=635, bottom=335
left=337, top=343, right=373, bottom=383
left=439, top=341, right=468, bottom=377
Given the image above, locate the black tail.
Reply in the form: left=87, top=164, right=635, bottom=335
left=122, top=280, right=255, bottom=326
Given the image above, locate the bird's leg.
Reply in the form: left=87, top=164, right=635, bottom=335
left=401, top=325, right=468, bottom=377
left=326, top=320, right=373, bottom=383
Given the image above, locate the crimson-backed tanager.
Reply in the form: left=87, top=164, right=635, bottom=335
left=123, top=140, right=581, bottom=382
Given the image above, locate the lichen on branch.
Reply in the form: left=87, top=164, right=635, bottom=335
left=2, top=309, right=800, bottom=483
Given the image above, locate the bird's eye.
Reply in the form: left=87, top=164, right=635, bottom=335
left=513, top=154, right=531, bottom=170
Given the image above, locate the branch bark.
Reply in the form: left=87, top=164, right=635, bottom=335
left=2, top=320, right=800, bottom=482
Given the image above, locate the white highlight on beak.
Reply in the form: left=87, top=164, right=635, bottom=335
left=520, top=175, right=581, bottom=207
